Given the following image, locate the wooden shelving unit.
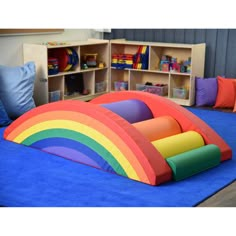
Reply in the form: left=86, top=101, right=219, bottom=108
left=110, top=39, right=206, bottom=106
left=23, top=38, right=206, bottom=107
left=23, top=39, right=109, bottom=106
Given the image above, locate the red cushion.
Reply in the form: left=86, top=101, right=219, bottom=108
left=214, top=76, right=236, bottom=108
left=233, top=86, right=236, bottom=112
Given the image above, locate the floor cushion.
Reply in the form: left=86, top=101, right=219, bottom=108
left=0, top=61, right=36, bottom=119
left=195, top=77, right=217, bottom=106
left=0, top=99, right=12, bottom=127
left=214, top=76, right=236, bottom=109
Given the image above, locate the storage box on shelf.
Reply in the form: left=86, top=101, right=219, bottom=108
left=110, top=39, right=205, bottom=106
left=23, top=39, right=109, bottom=106
left=49, top=90, right=61, bottom=103
left=95, top=81, right=107, bottom=93
left=136, top=83, right=168, bottom=96
left=173, top=87, right=188, bottom=99
left=114, top=81, right=128, bottom=91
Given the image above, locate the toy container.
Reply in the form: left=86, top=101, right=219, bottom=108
left=114, top=81, right=128, bottom=91
left=95, top=81, right=107, bottom=93
left=49, top=90, right=61, bottom=102
left=173, top=87, right=188, bottom=99
left=136, top=84, right=168, bottom=96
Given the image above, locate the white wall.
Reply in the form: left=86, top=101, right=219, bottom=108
left=0, top=29, right=103, bottom=66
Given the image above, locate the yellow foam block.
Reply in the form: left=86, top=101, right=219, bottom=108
left=151, top=131, right=205, bottom=159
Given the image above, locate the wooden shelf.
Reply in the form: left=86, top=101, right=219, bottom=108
left=23, top=39, right=109, bottom=105
left=23, top=38, right=206, bottom=107
left=110, top=39, right=206, bottom=106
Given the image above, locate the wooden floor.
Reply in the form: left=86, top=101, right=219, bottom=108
left=196, top=180, right=236, bottom=207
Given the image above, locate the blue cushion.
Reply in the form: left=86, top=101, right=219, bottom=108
left=0, top=62, right=36, bottom=119
left=0, top=99, right=12, bottom=127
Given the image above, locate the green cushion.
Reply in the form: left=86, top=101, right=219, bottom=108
left=166, top=144, right=221, bottom=181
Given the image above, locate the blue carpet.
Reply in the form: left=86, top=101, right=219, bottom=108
left=0, top=107, right=235, bottom=207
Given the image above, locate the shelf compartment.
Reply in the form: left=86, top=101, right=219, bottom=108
left=64, top=71, right=95, bottom=99
left=136, top=83, right=168, bottom=96
left=95, top=69, right=108, bottom=94
left=80, top=71, right=95, bottom=96
left=48, top=46, right=80, bottom=73
left=111, top=43, right=142, bottom=55
left=130, top=70, right=169, bottom=91
left=80, top=43, right=109, bottom=69
left=48, top=75, right=64, bottom=102
left=111, top=43, right=149, bottom=70
left=169, top=74, right=191, bottom=100
left=150, top=46, right=192, bottom=71
left=110, top=68, right=130, bottom=91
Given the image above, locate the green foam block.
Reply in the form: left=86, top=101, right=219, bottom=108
left=166, top=144, right=221, bottom=181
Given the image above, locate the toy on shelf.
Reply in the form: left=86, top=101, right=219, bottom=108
left=159, top=55, right=191, bottom=73
left=111, top=54, right=133, bottom=69
left=82, top=53, right=98, bottom=68
left=98, top=61, right=106, bottom=68
left=133, top=46, right=149, bottom=69
left=111, top=45, right=149, bottom=70
left=42, top=41, right=69, bottom=46
left=48, top=57, right=59, bottom=75
left=81, top=63, right=88, bottom=70
left=159, top=55, right=172, bottom=72
left=48, top=47, right=79, bottom=73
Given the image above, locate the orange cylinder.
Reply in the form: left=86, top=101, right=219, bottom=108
left=132, top=116, right=182, bottom=142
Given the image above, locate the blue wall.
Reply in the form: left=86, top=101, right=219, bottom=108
left=104, top=29, right=236, bottom=78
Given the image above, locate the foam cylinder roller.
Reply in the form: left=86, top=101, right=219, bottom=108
left=166, top=144, right=221, bottom=181
left=132, top=116, right=182, bottom=142
left=152, top=131, right=204, bottom=158
left=101, top=99, right=153, bottom=123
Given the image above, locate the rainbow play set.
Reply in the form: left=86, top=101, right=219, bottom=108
left=3, top=91, right=232, bottom=185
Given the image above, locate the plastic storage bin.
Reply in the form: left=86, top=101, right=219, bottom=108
left=136, top=84, right=146, bottom=91
left=49, top=90, right=61, bottom=102
left=172, top=88, right=188, bottom=99
left=95, top=81, right=107, bottom=93
left=136, top=84, right=168, bottom=96
left=114, top=81, right=128, bottom=91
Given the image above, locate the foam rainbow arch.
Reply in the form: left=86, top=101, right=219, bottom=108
left=4, top=91, right=232, bottom=185
left=4, top=99, right=172, bottom=185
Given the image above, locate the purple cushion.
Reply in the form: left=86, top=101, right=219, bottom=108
left=195, top=77, right=218, bottom=106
